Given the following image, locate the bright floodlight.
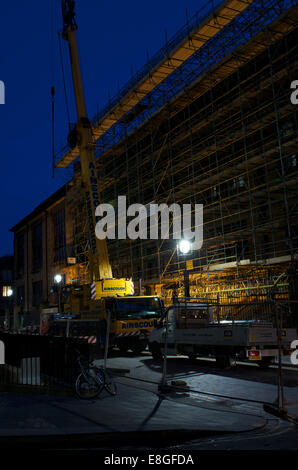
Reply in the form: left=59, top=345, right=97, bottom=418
left=179, top=239, right=191, bottom=255
left=7, top=289, right=13, bottom=297
left=54, top=274, right=62, bottom=284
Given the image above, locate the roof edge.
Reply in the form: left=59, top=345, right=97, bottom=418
left=9, top=185, right=67, bottom=233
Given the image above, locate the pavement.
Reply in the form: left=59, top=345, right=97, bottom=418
left=0, top=356, right=297, bottom=449
left=0, top=373, right=296, bottom=446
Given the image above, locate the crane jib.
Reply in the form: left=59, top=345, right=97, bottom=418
left=85, top=190, right=96, bottom=254
left=62, top=0, right=77, bottom=33
left=88, top=162, right=100, bottom=207
left=85, top=162, right=101, bottom=254
left=61, top=0, right=113, bottom=280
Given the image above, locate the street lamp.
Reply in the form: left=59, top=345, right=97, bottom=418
left=54, top=274, right=63, bottom=284
left=54, top=274, right=63, bottom=313
left=5, top=288, right=13, bottom=331
left=178, top=239, right=192, bottom=298
left=178, top=239, right=191, bottom=255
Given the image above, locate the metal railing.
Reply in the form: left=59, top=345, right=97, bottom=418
left=168, top=290, right=296, bottom=327
left=0, top=332, right=89, bottom=392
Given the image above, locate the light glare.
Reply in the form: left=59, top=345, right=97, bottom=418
left=54, top=274, right=63, bottom=284
left=179, top=239, right=191, bottom=254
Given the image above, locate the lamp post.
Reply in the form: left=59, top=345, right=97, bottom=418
left=54, top=274, right=63, bottom=313
left=157, top=241, right=192, bottom=394
left=178, top=240, right=191, bottom=298
left=5, top=288, right=13, bottom=331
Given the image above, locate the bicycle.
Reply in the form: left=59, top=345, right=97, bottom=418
left=95, top=364, right=117, bottom=396
left=74, top=350, right=117, bottom=399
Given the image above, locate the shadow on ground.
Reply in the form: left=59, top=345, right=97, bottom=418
left=139, top=356, right=298, bottom=388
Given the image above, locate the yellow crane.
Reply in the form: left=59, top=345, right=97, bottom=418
left=62, top=0, right=111, bottom=282
left=50, top=0, right=164, bottom=353
left=61, top=0, right=132, bottom=295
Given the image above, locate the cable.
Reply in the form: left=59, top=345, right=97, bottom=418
left=58, top=31, right=71, bottom=130
left=115, top=373, right=298, bottom=426
left=114, top=375, right=270, bottom=422
left=51, top=86, right=55, bottom=178
left=113, top=373, right=273, bottom=406
left=50, top=0, right=55, bottom=86
left=114, top=372, right=298, bottom=424
left=50, top=0, right=56, bottom=177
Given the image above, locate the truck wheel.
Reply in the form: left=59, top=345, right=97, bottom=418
left=257, top=358, right=273, bottom=369
left=118, top=343, right=129, bottom=354
left=216, top=354, right=232, bottom=369
left=131, top=341, right=147, bottom=355
left=150, top=342, right=163, bottom=360
left=188, top=353, right=197, bottom=362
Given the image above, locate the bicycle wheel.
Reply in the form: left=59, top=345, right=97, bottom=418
left=104, top=370, right=117, bottom=396
left=91, top=367, right=106, bottom=391
left=75, top=371, right=104, bottom=399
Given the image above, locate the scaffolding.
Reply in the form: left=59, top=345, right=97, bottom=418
left=58, top=1, right=297, bottom=315
left=56, top=0, right=253, bottom=168
left=93, top=0, right=297, bottom=159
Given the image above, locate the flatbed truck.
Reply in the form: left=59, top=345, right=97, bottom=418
left=148, top=301, right=297, bottom=368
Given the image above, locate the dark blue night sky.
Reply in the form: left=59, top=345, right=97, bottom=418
left=0, top=0, right=206, bottom=256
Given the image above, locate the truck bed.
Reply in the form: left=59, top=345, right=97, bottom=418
left=174, top=323, right=297, bottom=347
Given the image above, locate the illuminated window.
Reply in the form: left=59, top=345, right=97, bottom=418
left=2, top=286, right=13, bottom=297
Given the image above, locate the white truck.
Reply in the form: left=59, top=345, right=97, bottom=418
left=148, top=301, right=297, bottom=368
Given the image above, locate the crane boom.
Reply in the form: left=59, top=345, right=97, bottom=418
left=61, top=0, right=112, bottom=281
left=45, top=1, right=162, bottom=355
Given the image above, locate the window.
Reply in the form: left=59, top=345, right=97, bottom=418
left=54, top=209, right=66, bottom=262
left=32, top=221, right=43, bottom=272
left=281, top=120, right=294, bottom=139
left=0, top=270, right=12, bottom=282
left=2, top=286, right=13, bottom=297
left=113, top=297, right=162, bottom=320
left=285, top=154, right=297, bottom=173
left=17, top=285, right=25, bottom=306
left=32, top=280, right=43, bottom=307
left=232, top=176, right=245, bottom=191
left=211, top=186, right=217, bottom=200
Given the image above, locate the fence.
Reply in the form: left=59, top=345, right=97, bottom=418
left=0, top=332, right=90, bottom=393
left=171, top=294, right=297, bottom=328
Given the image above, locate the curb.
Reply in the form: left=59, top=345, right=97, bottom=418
left=0, top=428, right=252, bottom=450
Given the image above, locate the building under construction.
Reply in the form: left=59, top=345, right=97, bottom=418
left=12, top=0, right=298, bottom=320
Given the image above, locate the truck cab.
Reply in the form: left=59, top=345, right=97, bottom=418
left=105, top=296, right=164, bottom=353
left=149, top=302, right=214, bottom=358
